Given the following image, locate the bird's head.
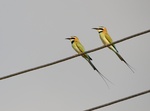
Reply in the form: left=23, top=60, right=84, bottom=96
left=92, top=26, right=107, bottom=33
left=66, top=36, right=79, bottom=43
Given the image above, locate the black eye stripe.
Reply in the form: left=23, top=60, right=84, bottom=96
left=99, top=31, right=103, bottom=33
left=71, top=40, right=74, bottom=44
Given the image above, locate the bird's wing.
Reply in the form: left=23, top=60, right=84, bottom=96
left=76, top=42, right=85, bottom=53
left=105, top=33, right=119, bottom=52
left=76, top=42, right=92, bottom=60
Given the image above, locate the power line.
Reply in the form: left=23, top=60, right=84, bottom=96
left=84, top=89, right=150, bottom=111
left=0, top=29, right=150, bottom=80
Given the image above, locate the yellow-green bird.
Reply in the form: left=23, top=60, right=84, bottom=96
left=92, top=26, right=134, bottom=73
left=66, top=36, right=112, bottom=87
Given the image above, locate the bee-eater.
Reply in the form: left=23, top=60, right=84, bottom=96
left=92, top=26, right=134, bottom=73
left=66, top=36, right=112, bottom=87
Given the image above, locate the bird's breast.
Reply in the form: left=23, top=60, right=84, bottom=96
left=100, top=33, right=109, bottom=45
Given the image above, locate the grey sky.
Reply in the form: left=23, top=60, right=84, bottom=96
left=0, top=0, right=150, bottom=111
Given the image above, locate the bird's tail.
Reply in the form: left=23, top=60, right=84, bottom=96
left=87, top=60, right=113, bottom=88
left=115, top=52, right=134, bottom=73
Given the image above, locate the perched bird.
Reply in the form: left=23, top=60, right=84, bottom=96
left=92, top=26, right=134, bottom=73
left=66, top=36, right=112, bottom=87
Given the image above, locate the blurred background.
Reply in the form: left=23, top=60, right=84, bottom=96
left=0, top=0, right=150, bottom=111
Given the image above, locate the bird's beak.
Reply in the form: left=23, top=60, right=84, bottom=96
left=92, top=28, right=99, bottom=30
left=65, top=38, right=71, bottom=40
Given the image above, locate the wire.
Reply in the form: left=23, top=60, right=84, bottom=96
left=0, top=29, right=150, bottom=80
left=84, top=89, right=150, bottom=111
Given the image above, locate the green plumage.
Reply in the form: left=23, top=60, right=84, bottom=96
left=66, top=36, right=112, bottom=87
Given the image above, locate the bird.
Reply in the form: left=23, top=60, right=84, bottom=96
left=92, top=26, right=134, bottom=73
left=66, top=36, right=112, bottom=87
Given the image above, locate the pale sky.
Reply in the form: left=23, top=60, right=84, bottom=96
left=0, top=0, right=150, bottom=111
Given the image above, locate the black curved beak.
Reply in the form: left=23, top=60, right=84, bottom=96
left=92, top=28, right=99, bottom=30
left=65, top=38, right=71, bottom=40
